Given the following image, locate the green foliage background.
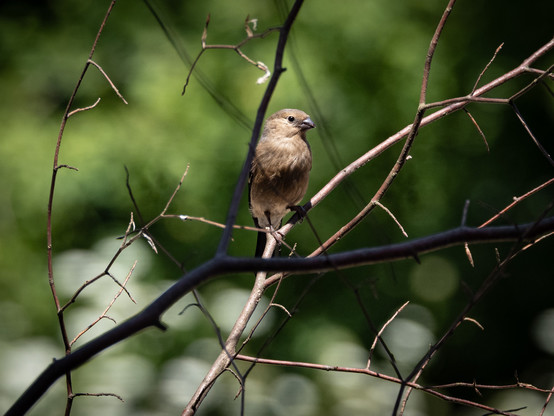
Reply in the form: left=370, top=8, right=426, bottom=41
left=0, top=0, right=552, bottom=415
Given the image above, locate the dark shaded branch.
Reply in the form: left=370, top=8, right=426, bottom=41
left=7, top=216, right=554, bottom=416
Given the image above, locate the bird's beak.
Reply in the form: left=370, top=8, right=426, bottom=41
left=301, top=117, right=315, bottom=130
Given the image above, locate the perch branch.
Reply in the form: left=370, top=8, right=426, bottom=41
left=7, top=215, right=554, bottom=416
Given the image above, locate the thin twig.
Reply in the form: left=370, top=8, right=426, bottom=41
left=461, top=200, right=475, bottom=266
left=471, top=42, right=504, bottom=93
left=168, top=214, right=260, bottom=233
left=67, top=98, right=102, bottom=118
left=125, top=166, right=144, bottom=224
left=510, top=63, right=554, bottom=101
left=87, top=59, right=128, bottom=104
left=479, top=178, right=554, bottom=228
left=539, top=387, right=554, bottom=416
left=510, top=101, right=554, bottom=166
left=71, top=392, right=124, bottom=402
left=463, top=317, right=484, bottom=330
left=161, top=165, right=190, bottom=215
left=366, top=301, right=409, bottom=368
left=70, top=261, right=137, bottom=346
left=463, top=108, right=490, bottom=151
left=374, top=201, right=408, bottom=237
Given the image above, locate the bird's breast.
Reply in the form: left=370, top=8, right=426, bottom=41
left=256, top=137, right=311, bottom=177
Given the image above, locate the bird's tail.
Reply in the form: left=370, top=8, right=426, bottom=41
left=254, top=229, right=267, bottom=258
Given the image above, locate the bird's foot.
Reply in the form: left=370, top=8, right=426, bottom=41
left=268, top=227, right=285, bottom=246
left=288, top=204, right=307, bottom=222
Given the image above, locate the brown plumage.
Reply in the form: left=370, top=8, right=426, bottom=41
left=249, top=109, right=315, bottom=257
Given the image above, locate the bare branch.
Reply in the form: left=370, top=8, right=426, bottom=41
left=463, top=317, right=484, bottom=330
left=510, top=101, right=554, bottom=166
left=67, top=97, right=101, bottom=118
left=463, top=108, right=490, bottom=151
left=70, top=261, right=137, bottom=346
left=539, top=387, right=554, bottom=416
left=510, top=63, right=554, bottom=101
left=87, top=59, right=128, bottom=104
left=44, top=3, right=119, bottom=412
left=72, top=392, right=124, bottom=402
left=366, top=301, right=409, bottom=369
left=471, top=42, right=504, bottom=93
left=374, top=201, right=408, bottom=238
left=182, top=13, right=280, bottom=94
left=234, top=354, right=531, bottom=416
left=479, top=178, right=554, bottom=228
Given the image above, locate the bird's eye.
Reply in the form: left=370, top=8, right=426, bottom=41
left=287, top=116, right=295, bottom=122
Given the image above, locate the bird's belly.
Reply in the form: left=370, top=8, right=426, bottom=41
left=250, top=171, right=309, bottom=229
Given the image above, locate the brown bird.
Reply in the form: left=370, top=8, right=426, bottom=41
left=249, top=109, right=315, bottom=257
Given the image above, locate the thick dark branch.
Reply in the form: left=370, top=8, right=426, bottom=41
left=262, top=216, right=553, bottom=286
left=7, top=216, right=553, bottom=415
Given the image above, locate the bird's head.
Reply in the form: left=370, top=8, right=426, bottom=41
left=262, top=109, right=315, bottom=139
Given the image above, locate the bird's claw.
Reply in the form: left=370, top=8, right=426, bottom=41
left=265, top=227, right=284, bottom=246
left=288, top=205, right=307, bottom=222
